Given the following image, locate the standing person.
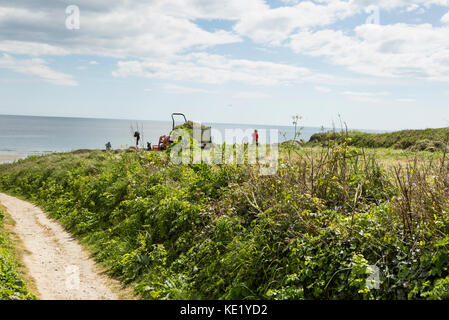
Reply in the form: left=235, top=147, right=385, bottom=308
left=252, top=129, right=259, bottom=146
left=134, top=131, right=140, bottom=148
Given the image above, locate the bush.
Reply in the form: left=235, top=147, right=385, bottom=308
left=1, top=146, right=449, bottom=299
left=309, top=128, right=449, bottom=152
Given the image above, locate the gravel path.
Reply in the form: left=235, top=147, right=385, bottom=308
left=0, top=192, right=120, bottom=300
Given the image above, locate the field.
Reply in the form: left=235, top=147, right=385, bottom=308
left=1, top=140, right=449, bottom=300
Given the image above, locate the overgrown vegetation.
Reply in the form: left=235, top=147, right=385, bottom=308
left=1, top=139, right=449, bottom=300
left=0, top=206, right=36, bottom=300
left=309, top=127, right=449, bottom=152
left=174, top=120, right=210, bottom=131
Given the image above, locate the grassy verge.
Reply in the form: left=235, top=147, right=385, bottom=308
left=1, top=145, right=449, bottom=300
left=309, top=128, right=449, bottom=152
left=0, top=205, right=37, bottom=300
left=281, top=146, right=446, bottom=166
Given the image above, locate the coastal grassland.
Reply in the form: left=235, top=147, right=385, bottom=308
left=0, top=205, right=37, bottom=300
left=1, top=144, right=449, bottom=300
left=280, top=145, right=445, bottom=167
left=309, top=127, right=449, bottom=152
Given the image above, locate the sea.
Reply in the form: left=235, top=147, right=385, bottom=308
left=0, top=114, right=377, bottom=156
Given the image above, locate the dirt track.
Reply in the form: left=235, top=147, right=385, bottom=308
left=0, top=192, right=120, bottom=300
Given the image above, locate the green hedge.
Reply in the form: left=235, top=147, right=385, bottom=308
left=1, top=148, right=449, bottom=300
left=309, top=128, right=449, bottom=152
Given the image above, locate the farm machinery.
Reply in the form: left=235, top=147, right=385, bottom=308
left=152, top=113, right=213, bottom=151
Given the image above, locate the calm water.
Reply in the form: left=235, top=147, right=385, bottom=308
left=0, top=114, right=370, bottom=156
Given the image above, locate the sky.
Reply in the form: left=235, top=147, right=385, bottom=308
left=1, top=0, right=449, bottom=130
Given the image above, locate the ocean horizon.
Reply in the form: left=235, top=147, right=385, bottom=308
left=0, top=114, right=381, bottom=156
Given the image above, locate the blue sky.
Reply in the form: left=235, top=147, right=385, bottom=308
left=1, top=0, right=449, bottom=130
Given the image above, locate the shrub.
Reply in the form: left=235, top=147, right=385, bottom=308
left=1, top=145, right=449, bottom=300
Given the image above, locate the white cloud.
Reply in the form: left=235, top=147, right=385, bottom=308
left=350, top=0, right=449, bottom=10
left=402, top=4, right=426, bottom=13
left=341, top=90, right=390, bottom=102
left=405, top=4, right=420, bottom=12
left=1, top=0, right=449, bottom=59
left=162, top=84, right=215, bottom=94
left=75, top=60, right=99, bottom=71
left=235, top=91, right=271, bottom=99
left=396, top=98, right=416, bottom=102
left=0, top=41, right=69, bottom=56
left=0, top=2, right=243, bottom=59
left=0, top=54, right=77, bottom=86
left=315, top=86, right=332, bottom=93
left=233, top=1, right=356, bottom=45
left=2, top=0, right=449, bottom=86
left=2, top=0, right=448, bottom=59
left=113, top=52, right=334, bottom=86
left=442, top=11, right=449, bottom=23
left=0, top=6, right=52, bottom=25
left=232, top=0, right=449, bottom=45
left=342, top=91, right=390, bottom=96
left=289, top=24, right=449, bottom=81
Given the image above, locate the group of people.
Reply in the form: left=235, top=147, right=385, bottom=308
left=105, top=129, right=259, bottom=151
left=105, top=130, right=141, bottom=151
left=105, top=131, right=151, bottom=151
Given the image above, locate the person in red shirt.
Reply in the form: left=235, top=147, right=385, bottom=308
left=252, top=129, right=259, bottom=146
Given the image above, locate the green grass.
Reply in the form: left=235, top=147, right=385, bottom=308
left=309, top=127, right=449, bottom=152
left=0, top=206, right=37, bottom=300
left=1, top=145, right=449, bottom=300
left=281, top=145, right=446, bottom=164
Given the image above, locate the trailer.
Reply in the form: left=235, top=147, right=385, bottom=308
left=152, top=113, right=213, bottom=151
